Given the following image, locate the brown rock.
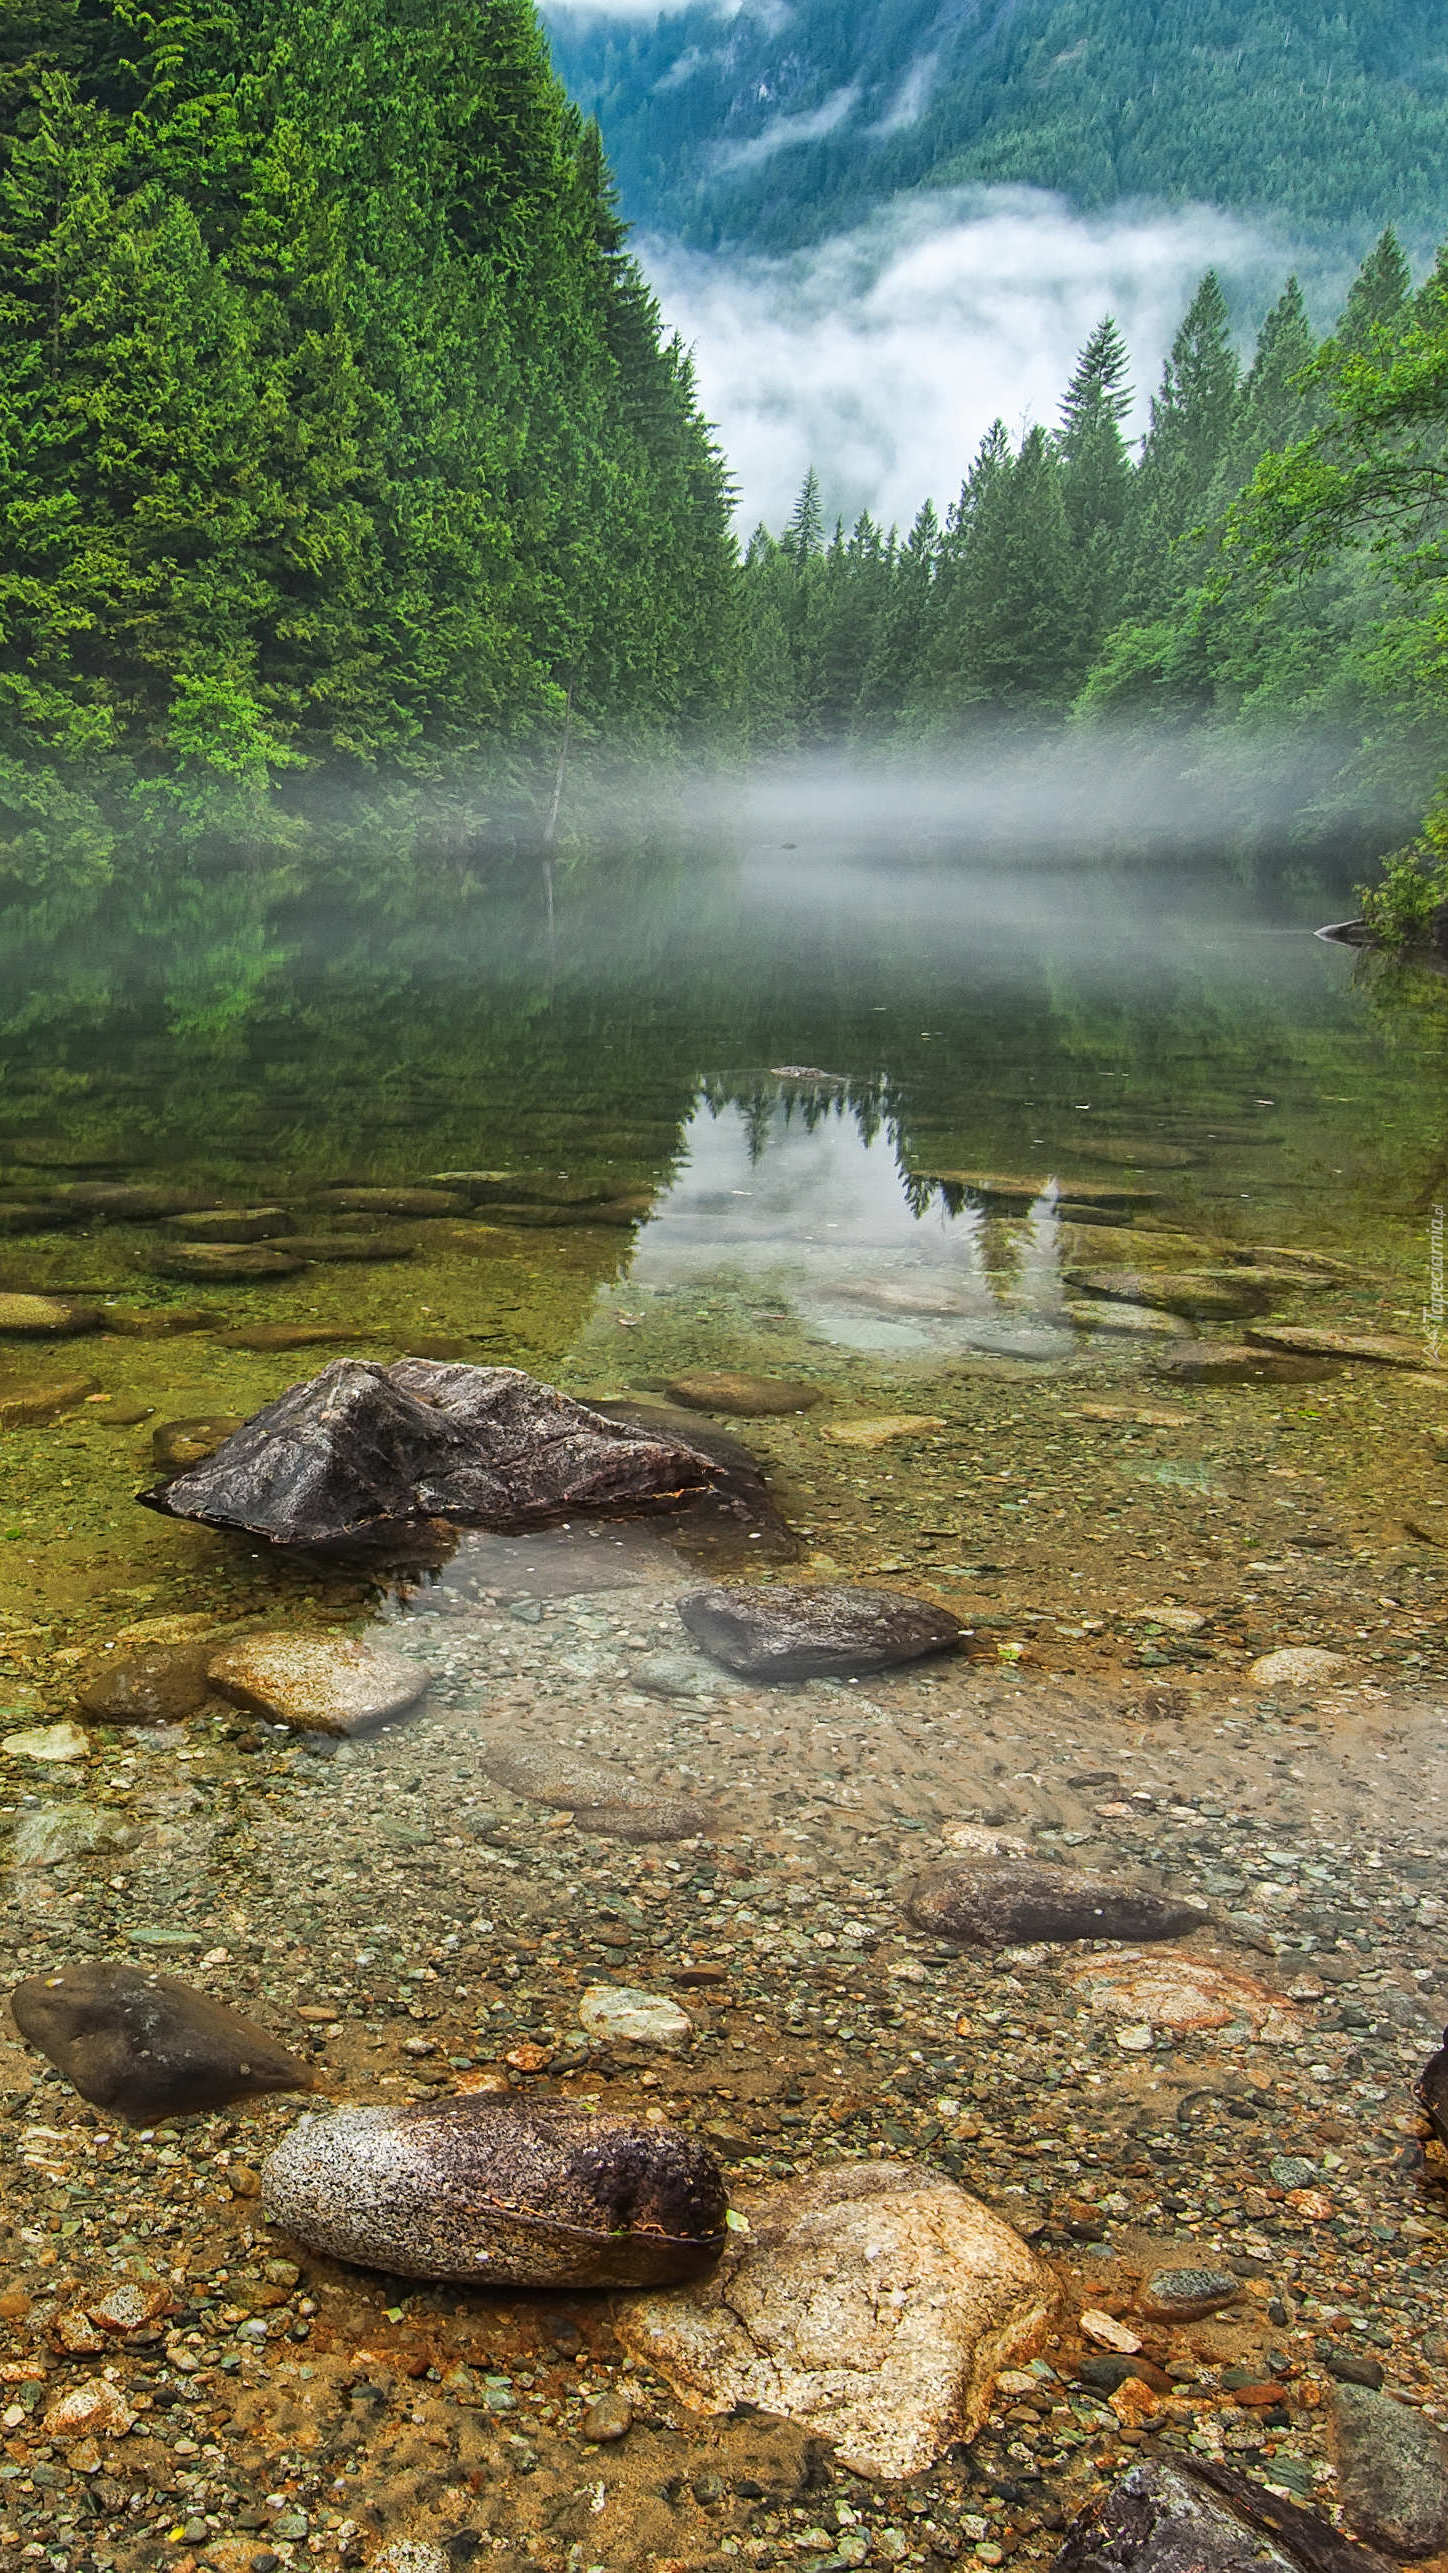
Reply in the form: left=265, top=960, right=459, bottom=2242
left=0, top=1292, right=104, bottom=1336
left=42, top=2377, right=137, bottom=2439
left=667, top=1372, right=823, bottom=1416
left=153, top=1244, right=305, bottom=1282
left=151, top=1415, right=245, bottom=1472
left=206, top=1631, right=428, bottom=1736
left=165, top=1207, right=294, bottom=1242
left=9, top=1960, right=312, bottom=2119
left=76, top=1643, right=213, bottom=1725
left=0, top=1371, right=97, bottom=1427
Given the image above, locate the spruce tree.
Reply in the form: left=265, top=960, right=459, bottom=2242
left=1123, top=269, right=1239, bottom=618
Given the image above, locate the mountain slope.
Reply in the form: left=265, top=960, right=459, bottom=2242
left=543, top=0, right=1448, bottom=251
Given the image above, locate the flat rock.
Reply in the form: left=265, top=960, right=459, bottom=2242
left=478, top=1740, right=710, bottom=1839
left=1064, top=1951, right=1301, bottom=2042
left=1064, top=1301, right=1188, bottom=1338
left=666, top=1371, right=823, bottom=1415
left=151, top=1415, right=245, bottom=1472
left=215, top=1324, right=370, bottom=1350
left=0, top=1292, right=103, bottom=1336
left=1245, top=1324, right=1436, bottom=1370
left=262, top=2097, right=727, bottom=2287
left=677, top=1582, right=963, bottom=1680
left=282, top=1232, right=416, bottom=1263
left=821, top=1413, right=948, bottom=1447
left=1, top=1720, right=89, bottom=1762
left=153, top=1243, right=305, bottom=1282
left=76, top=1643, right=213, bottom=1725
left=54, top=1183, right=205, bottom=1220
left=1248, top=1647, right=1348, bottom=1691
left=11, top=1803, right=137, bottom=1868
left=906, top=1857, right=1208, bottom=1948
left=0, top=1371, right=97, bottom=1427
left=1332, top=2384, right=1448, bottom=2557
left=98, top=1303, right=216, bottom=1337
left=919, top=1169, right=1155, bottom=1210
left=313, top=1186, right=468, bottom=1216
left=1052, top=2454, right=1393, bottom=2571
left=579, top=1984, right=694, bottom=2050
left=10, top=1961, right=311, bottom=2118
left=206, top=1632, right=428, bottom=1735
left=1138, top=2267, right=1244, bottom=2323
left=166, top=1207, right=295, bottom=1242
left=628, top=1650, right=721, bottom=1702
left=1067, top=1268, right=1274, bottom=1321
left=1154, top=1342, right=1339, bottom=1385
left=141, top=1357, right=738, bottom=1554
left=618, top=2159, right=1057, bottom=2481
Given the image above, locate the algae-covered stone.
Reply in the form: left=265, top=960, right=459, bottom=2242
left=1067, top=1267, right=1274, bottom=1321
left=154, top=1243, right=305, bottom=1282
left=76, top=1643, right=213, bottom=1726
left=0, top=1371, right=97, bottom=1427
left=0, top=1292, right=104, bottom=1336
left=151, top=1415, right=245, bottom=1472
left=667, top=1372, right=823, bottom=1416
left=10, top=1960, right=311, bottom=2119
left=262, top=2097, right=727, bottom=2287
left=166, top=1207, right=295, bottom=1242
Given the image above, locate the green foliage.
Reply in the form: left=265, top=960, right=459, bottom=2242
left=0, top=0, right=739, bottom=893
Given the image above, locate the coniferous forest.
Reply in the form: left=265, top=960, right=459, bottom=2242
left=2, top=0, right=1448, bottom=936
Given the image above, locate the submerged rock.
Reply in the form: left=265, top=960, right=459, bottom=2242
left=75, top=1643, right=213, bottom=1726
left=1137, top=2267, right=1244, bottom=2322
left=1052, top=2454, right=1393, bottom=2571
left=1248, top=1646, right=1349, bottom=1690
left=54, top=1182, right=205, bottom=1221
left=166, top=1206, right=295, bottom=1242
left=262, top=2097, right=727, bottom=2287
left=477, top=1739, right=710, bottom=1839
left=678, top=1582, right=963, bottom=1680
left=282, top=1231, right=416, bottom=1263
left=313, top=1185, right=468, bottom=1216
left=1064, top=1951, right=1301, bottom=2041
left=906, top=1856, right=1208, bottom=1948
left=0, top=1292, right=104, bottom=1336
left=151, top=1414, right=245, bottom=1472
left=10, top=1961, right=311, bottom=2119
left=1244, top=1324, right=1435, bottom=1370
left=11, top=1804, right=138, bottom=1868
left=1330, top=2386, right=1448, bottom=2558
left=1416, top=2027, right=1448, bottom=2145
left=140, top=1357, right=741, bottom=1554
left=1154, top=1341, right=1339, bottom=1385
left=154, top=1243, right=305, bottom=1282
left=578, top=1984, right=694, bottom=2051
left=0, top=1371, right=97, bottom=1427
left=666, top=1371, right=823, bottom=1416
left=207, top=1631, right=429, bottom=1735
left=1, top=1719, right=88, bottom=1762
left=1067, top=1267, right=1274, bottom=1321
left=618, top=2160, right=1057, bottom=2481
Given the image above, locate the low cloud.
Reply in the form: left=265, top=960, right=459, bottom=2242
left=645, top=184, right=1294, bottom=531
left=712, top=83, right=861, bottom=172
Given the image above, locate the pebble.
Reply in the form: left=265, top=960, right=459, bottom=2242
left=578, top=1984, right=694, bottom=2052
left=906, top=1854, right=1208, bottom=1948
left=666, top=1371, right=823, bottom=1415
left=1137, top=2266, right=1245, bottom=2322
left=0, top=1291, right=103, bottom=1335
left=369, top=2547, right=452, bottom=2573
left=41, top=2377, right=137, bottom=2439
left=1248, top=1646, right=1349, bottom=1690
left=580, top=2389, right=633, bottom=2442
left=677, top=1581, right=964, bottom=1680
left=1, top=1718, right=89, bottom=1762
left=262, top=2097, right=727, bottom=2287
left=9, top=1959, right=312, bottom=2118
left=206, top=1631, right=429, bottom=1735
left=1331, top=2383, right=1448, bottom=2557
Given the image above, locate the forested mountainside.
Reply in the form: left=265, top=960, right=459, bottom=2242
left=0, top=0, right=736, bottom=893
left=544, top=0, right=1448, bottom=253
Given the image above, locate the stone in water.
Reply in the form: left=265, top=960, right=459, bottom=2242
left=678, top=1582, right=963, bottom=1680
left=9, top=1961, right=311, bottom=2119
left=206, top=1631, right=428, bottom=1736
left=906, top=1856, right=1207, bottom=1949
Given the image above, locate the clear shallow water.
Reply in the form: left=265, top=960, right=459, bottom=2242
left=2, top=845, right=1448, bottom=2569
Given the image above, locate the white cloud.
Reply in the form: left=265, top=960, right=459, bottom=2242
left=712, top=83, right=861, bottom=172
left=541, top=2, right=743, bottom=20
left=643, top=183, right=1293, bottom=530
left=871, top=50, right=938, bottom=134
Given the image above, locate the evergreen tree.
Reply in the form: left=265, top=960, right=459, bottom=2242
left=1122, top=270, right=1239, bottom=618
left=1336, top=228, right=1412, bottom=353
left=1057, top=314, right=1134, bottom=671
